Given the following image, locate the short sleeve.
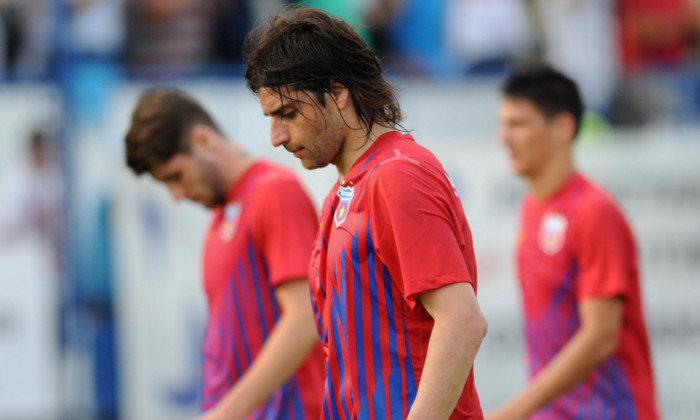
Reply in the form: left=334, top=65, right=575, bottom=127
left=367, top=160, right=474, bottom=309
left=573, top=199, right=634, bottom=301
left=250, top=174, right=319, bottom=286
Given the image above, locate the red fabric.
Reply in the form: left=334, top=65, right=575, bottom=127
left=517, top=173, right=660, bottom=419
left=309, top=131, right=482, bottom=419
left=618, top=0, right=693, bottom=71
left=201, top=160, right=324, bottom=418
left=249, top=167, right=320, bottom=286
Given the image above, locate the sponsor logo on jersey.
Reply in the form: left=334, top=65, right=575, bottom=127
left=334, top=185, right=354, bottom=227
left=219, top=202, right=242, bottom=241
left=539, top=212, right=567, bottom=255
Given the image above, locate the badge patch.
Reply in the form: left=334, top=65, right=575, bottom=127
left=219, top=202, right=242, bottom=241
left=334, top=185, right=354, bottom=227
left=539, top=213, right=568, bottom=255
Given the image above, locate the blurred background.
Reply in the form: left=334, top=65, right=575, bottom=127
left=0, top=0, right=699, bottom=419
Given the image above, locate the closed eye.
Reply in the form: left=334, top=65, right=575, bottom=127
left=282, top=110, right=297, bottom=119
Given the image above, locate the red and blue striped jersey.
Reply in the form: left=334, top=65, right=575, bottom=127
left=518, top=173, right=660, bottom=420
left=309, top=131, right=483, bottom=420
left=201, top=160, right=325, bottom=419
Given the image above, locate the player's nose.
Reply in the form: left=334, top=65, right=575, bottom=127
left=270, top=120, right=290, bottom=148
left=167, top=184, right=186, bottom=202
left=497, top=126, right=510, bottom=146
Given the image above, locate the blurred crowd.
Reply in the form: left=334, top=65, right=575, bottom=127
left=2, top=0, right=700, bottom=124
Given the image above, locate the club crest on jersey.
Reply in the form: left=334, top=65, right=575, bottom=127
left=539, top=213, right=568, bottom=255
left=334, top=185, right=354, bottom=227
left=219, top=202, right=242, bottom=242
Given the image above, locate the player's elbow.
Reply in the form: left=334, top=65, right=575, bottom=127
left=469, top=309, right=488, bottom=344
left=450, top=304, right=488, bottom=347
left=597, top=329, right=620, bottom=359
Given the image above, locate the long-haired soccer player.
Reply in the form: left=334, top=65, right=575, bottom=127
left=245, top=7, right=488, bottom=419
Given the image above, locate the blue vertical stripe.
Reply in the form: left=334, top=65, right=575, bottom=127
left=291, top=377, right=304, bottom=419
left=352, top=228, right=369, bottom=417
left=399, top=297, right=418, bottom=410
left=325, top=354, right=343, bottom=420
left=231, top=270, right=253, bottom=366
left=223, top=288, right=243, bottom=381
left=246, top=242, right=270, bottom=337
left=381, top=264, right=405, bottom=420
left=368, top=241, right=386, bottom=417
left=332, top=253, right=352, bottom=420
left=261, top=258, right=281, bottom=321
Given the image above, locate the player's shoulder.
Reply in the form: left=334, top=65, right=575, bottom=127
left=571, top=175, right=629, bottom=228
left=371, top=134, right=443, bottom=177
left=253, top=160, right=302, bottom=188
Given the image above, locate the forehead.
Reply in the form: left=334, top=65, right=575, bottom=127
left=499, top=97, right=545, bottom=120
left=258, top=87, right=320, bottom=114
left=258, top=87, right=292, bottom=113
left=150, top=153, right=189, bottom=180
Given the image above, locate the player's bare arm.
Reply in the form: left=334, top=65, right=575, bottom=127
left=196, top=278, right=319, bottom=420
left=486, top=297, right=624, bottom=420
left=407, top=282, right=488, bottom=420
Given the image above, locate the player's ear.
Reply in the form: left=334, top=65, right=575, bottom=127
left=552, top=112, right=576, bottom=144
left=189, top=125, right=217, bottom=151
left=327, top=80, right=350, bottom=110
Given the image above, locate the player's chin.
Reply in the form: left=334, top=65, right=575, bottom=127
left=299, top=157, right=321, bottom=170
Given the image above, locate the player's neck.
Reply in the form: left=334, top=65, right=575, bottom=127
left=336, top=124, right=394, bottom=180
left=220, top=141, right=256, bottom=189
left=527, top=154, right=576, bottom=202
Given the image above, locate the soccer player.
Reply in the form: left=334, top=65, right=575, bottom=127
left=244, top=7, right=488, bottom=420
left=124, top=89, right=325, bottom=420
left=489, top=64, right=660, bottom=420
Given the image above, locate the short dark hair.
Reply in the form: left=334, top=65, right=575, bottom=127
left=243, top=7, right=402, bottom=137
left=125, top=89, right=221, bottom=175
left=502, top=63, right=585, bottom=137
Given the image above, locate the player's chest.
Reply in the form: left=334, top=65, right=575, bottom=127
left=518, top=208, right=578, bottom=293
left=327, top=182, right=371, bottom=243
left=204, top=202, right=253, bottom=289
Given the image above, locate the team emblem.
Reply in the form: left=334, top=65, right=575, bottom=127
left=538, top=213, right=568, bottom=255
left=334, top=185, right=354, bottom=227
left=219, top=202, right=242, bottom=242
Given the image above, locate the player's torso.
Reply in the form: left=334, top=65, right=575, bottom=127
left=200, top=167, right=282, bottom=411
left=517, top=176, right=655, bottom=420
left=310, top=138, right=431, bottom=419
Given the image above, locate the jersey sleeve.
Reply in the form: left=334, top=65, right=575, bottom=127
left=573, top=198, right=634, bottom=301
left=250, top=173, right=319, bottom=286
left=367, top=159, right=474, bottom=309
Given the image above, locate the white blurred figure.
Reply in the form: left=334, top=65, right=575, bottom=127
left=534, top=0, right=621, bottom=112
left=69, top=0, right=125, bottom=59
left=0, top=128, right=63, bottom=420
left=0, top=129, right=64, bottom=250
left=445, top=0, right=534, bottom=69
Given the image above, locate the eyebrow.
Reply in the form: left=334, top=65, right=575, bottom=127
left=264, top=103, right=294, bottom=117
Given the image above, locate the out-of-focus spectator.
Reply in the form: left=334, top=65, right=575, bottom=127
left=445, top=0, right=534, bottom=73
left=69, top=0, right=125, bottom=59
left=210, top=0, right=252, bottom=64
left=533, top=0, right=621, bottom=112
left=124, top=0, right=215, bottom=77
left=0, top=0, right=52, bottom=79
left=372, top=0, right=458, bottom=77
left=618, top=0, right=700, bottom=72
left=366, top=0, right=403, bottom=57
left=0, top=127, right=63, bottom=259
left=609, top=0, right=700, bottom=125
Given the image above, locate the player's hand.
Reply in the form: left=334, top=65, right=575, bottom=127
left=195, top=406, right=239, bottom=420
left=485, top=404, right=526, bottom=420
